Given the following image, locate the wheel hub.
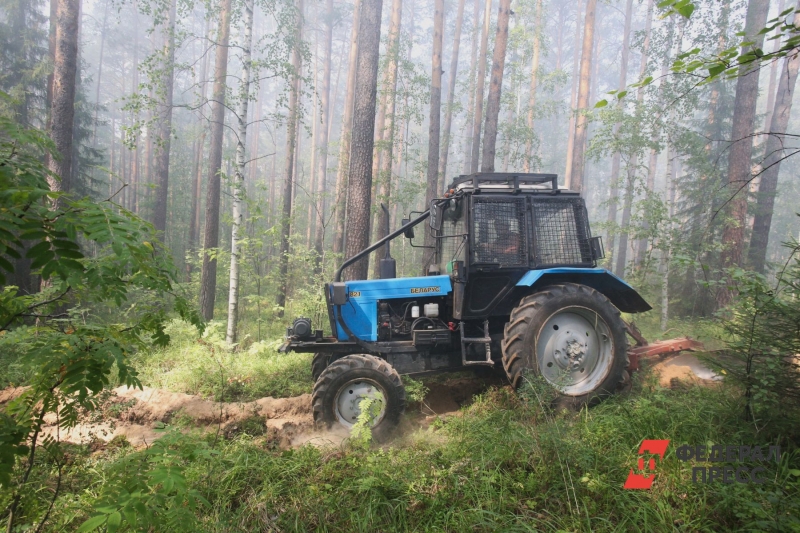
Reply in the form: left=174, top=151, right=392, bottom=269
left=537, top=307, right=614, bottom=395
left=334, top=379, right=387, bottom=428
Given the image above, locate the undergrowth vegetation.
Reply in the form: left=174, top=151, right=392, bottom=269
left=8, top=372, right=800, bottom=532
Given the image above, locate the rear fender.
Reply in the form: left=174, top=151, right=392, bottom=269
left=516, top=268, right=652, bottom=313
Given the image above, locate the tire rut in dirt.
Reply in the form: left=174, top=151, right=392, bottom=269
left=312, top=354, right=406, bottom=442
left=501, top=283, right=629, bottom=409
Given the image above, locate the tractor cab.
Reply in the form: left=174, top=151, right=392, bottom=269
left=280, top=173, right=652, bottom=440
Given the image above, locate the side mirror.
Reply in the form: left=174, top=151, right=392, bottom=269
left=589, top=236, right=605, bottom=260
left=429, top=201, right=444, bottom=231
left=401, top=218, right=415, bottom=239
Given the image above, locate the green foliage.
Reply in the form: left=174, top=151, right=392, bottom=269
left=714, top=240, right=800, bottom=432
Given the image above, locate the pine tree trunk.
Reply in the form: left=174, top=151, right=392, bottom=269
left=523, top=0, right=542, bottom=173
left=190, top=17, right=213, bottom=249
left=563, top=0, right=583, bottom=185
left=343, top=0, right=384, bottom=280
left=747, top=12, right=800, bottom=273
left=333, top=0, right=363, bottom=255
left=462, top=0, right=481, bottom=174
left=762, top=0, right=786, bottom=135
left=604, top=0, right=632, bottom=264
left=152, top=0, right=177, bottom=234
left=424, top=0, right=445, bottom=250
left=614, top=0, right=652, bottom=277
left=91, top=0, right=109, bottom=147
left=660, top=145, right=676, bottom=332
left=276, top=0, right=304, bottom=315
left=468, top=0, right=492, bottom=173
left=480, top=0, right=511, bottom=173
left=47, top=0, right=80, bottom=197
left=372, top=0, right=404, bottom=276
left=314, top=0, right=334, bottom=267
left=566, top=0, right=597, bottom=193
left=718, top=0, right=771, bottom=308
left=438, top=0, right=465, bottom=188
left=199, top=0, right=233, bottom=321
left=226, top=0, right=254, bottom=345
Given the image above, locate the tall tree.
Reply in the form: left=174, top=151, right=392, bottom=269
left=523, top=0, right=542, bottom=172
left=468, top=0, right=492, bottom=173
left=333, top=0, right=363, bottom=255
left=152, top=0, right=177, bottom=233
left=424, top=0, right=445, bottom=248
left=226, top=0, right=254, bottom=344
left=438, top=0, right=466, bottom=188
left=462, top=0, right=481, bottom=174
left=718, top=0, right=771, bottom=308
left=747, top=13, right=800, bottom=273
left=276, top=0, right=304, bottom=314
left=566, top=0, right=596, bottom=192
left=563, top=0, right=583, bottom=184
left=480, top=0, right=511, bottom=172
left=199, top=0, right=233, bottom=321
left=190, top=16, right=212, bottom=249
left=373, top=0, right=404, bottom=275
left=47, top=0, right=80, bottom=196
left=313, top=0, right=334, bottom=265
left=604, top=0, right=633, bottom=263
left=343, top=0, right=383, bottom=280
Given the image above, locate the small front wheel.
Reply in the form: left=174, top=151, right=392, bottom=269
left=312, top=354, right=406, bottom=441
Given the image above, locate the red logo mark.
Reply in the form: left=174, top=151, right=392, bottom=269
left=624, top=439, right=670, bottom=489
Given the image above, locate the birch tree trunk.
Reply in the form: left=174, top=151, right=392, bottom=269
left=343, top=0, right=384, bottom=280
left=523, top=0, right=542, bottom=172
left=226, top=0, right=254, bottom=345
left=438, top=0, right=466, bottom=188
left=47, top=0, right=80, bottom=197
left=199, top=0, right=233, bottom=321
left=604, top=0, right=633, bottom=263
left=480, top=0, right=511, bottom=172
left=276, top=0, right=304, bottom=314
left=152, top=0, right=177, bottom=234
left=333, top=0, right=363, bottom=255
left=718, top=0, right=771, bottom=308
left=424, top=0, right=445, bottom=249
left=468, top=0, right=492, bottom=173
left=748, top=16, right=800, bottom=273
left=566, top=0, right=596, bottom=192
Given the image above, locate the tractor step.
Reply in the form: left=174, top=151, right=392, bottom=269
left=460, top=320, right=494, bottom=366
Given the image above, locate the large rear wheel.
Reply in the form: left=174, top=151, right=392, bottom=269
left=312, top=354, right=406, bottom=442
left=501, top=283, right=628, bottom=408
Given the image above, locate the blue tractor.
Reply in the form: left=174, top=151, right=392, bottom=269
left=280, top=173, right=651, bottom=440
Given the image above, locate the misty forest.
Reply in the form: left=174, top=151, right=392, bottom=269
left=1, top=0, right=800, bottom=529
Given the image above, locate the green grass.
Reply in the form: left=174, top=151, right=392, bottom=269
left=20, top=370, right=800, bottom=533
left=126, top=319, right=314, bottom=400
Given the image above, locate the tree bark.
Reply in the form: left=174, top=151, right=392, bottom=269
left=190, top=17, right=213, bottom=249
left=523, top=0, right=542, bottom=173
left=480, top=0, right=511, bottom=172
left=276, top=0, right=304, bottom=315
left=47, top=0, right=80, bottom=197
left=91, top=0, right=109, bottom=147
left=468, top=0, right=492, bottom=173
left=563, top=0, right=583, bottom=185
left=614, top=0, right=652, bottom=277
left=748, top=22, right=800, bottom=273
left=152, top=0, right=177, bottom=234
left=718, top=0, right=771, bottom=308
left=604, top=0, right=633, bottom=264
left=424, top=0, right=445, bottom=249
left=438, top=0, right=466, bottom=188
left=343, top=0, right=384, bottom=280
left=314, top=0, right=334, bottom=267
left=763, top=0, right=786, bottom=135
left=462, top=0, right=481, bottom=174
left=566, top=0, right=596, bottom=193
left=372, top=0, right=404, bottom=277
left=333, top=0, right=363, bottom=255
left=226, top=0, right=254, bottom=345
left=199, top=0, right=233, bottom=321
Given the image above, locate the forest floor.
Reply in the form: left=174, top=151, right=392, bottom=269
left=0, top=353, right=719, bottom=451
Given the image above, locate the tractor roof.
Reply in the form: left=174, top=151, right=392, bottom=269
left=447, top=173, right=579, bottom=196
